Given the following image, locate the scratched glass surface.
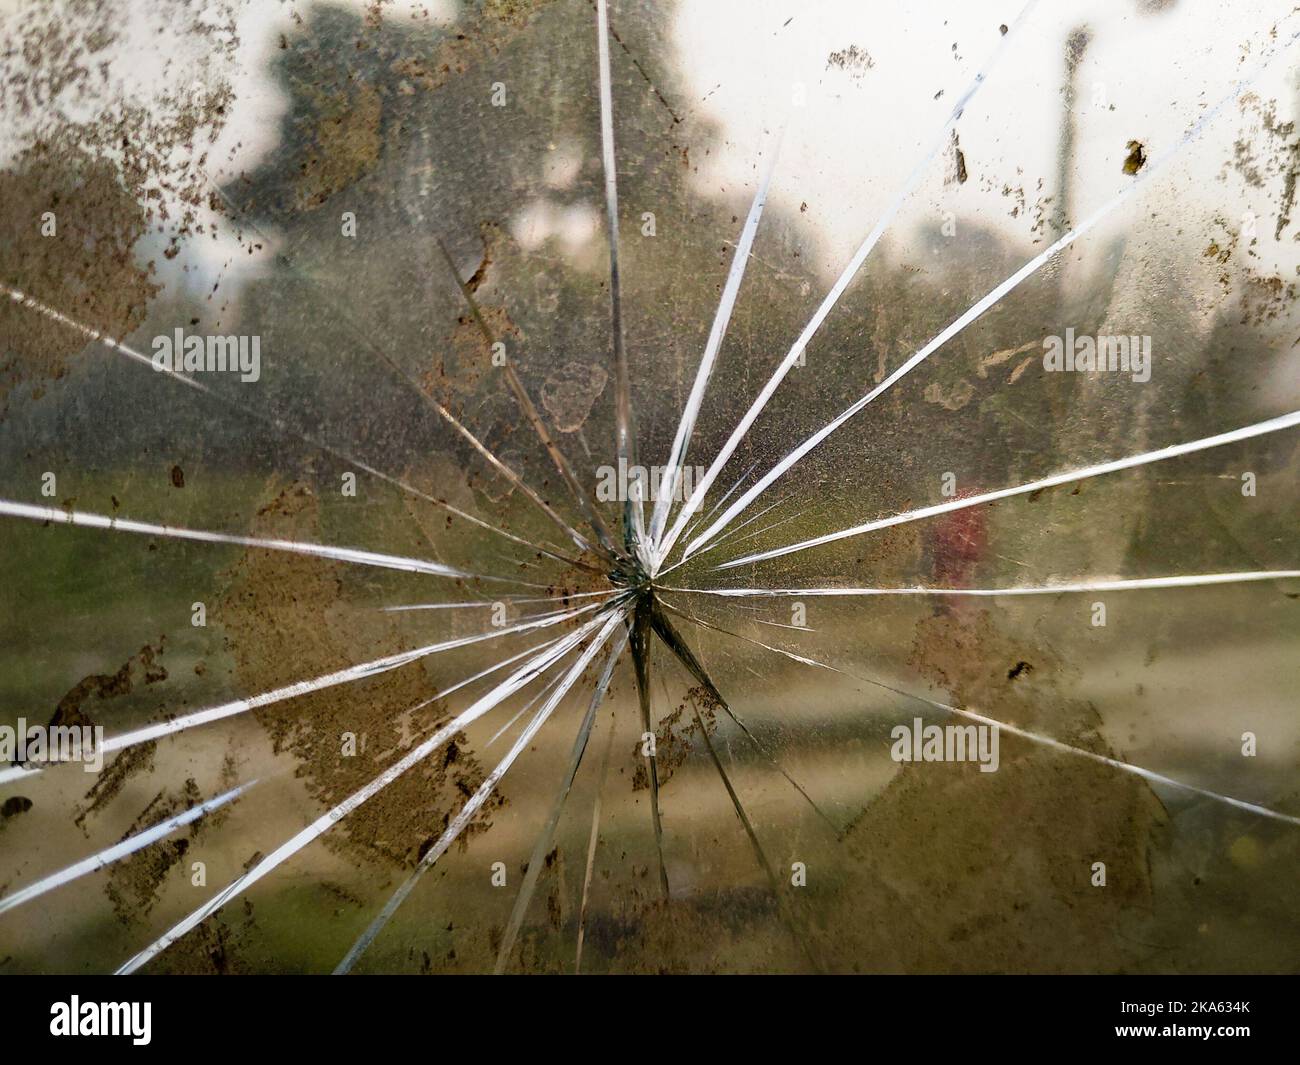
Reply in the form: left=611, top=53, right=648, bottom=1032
left=0, top=0, right=1297, bottom=974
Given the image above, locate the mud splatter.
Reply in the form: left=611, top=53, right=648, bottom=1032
left=163, top=896, right=260, bottom=975
left=0, top=149, right=157, bottom=408
left=1, top=797, right=33, bottom=820
left=1237, top=272, right=1297, bottom=326
left=296, top=83, right=383, bottom=211
left=949, top=131, right=968, bottom=185
left=826, top=45, right=874, bottom=80
left=217, top=480, right=500, bottom=871
left=104, top=779, right=201, bottom=923
left=922, top=379, right=975, bottom=411
left=436, top=302, right=523, bottom=405
left=1123, top=140, right=1147, bottom=175
left=9, top=640, right=169, bottom=803
left=632, top=687, right=717, bottom=791
left=51, top=638, right=168, bottom=736
left=76, top=744, right=156, bottom=830
left=1226, top=94, right=1299, bottom=233
left=0, top=1, right=242, bottom=406
left=541, top=361, right=609, bottom=433
left=801, top=608, right=1166, bottom=971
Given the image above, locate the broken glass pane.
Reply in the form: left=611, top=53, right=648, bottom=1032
left=1, top=0, right=1297, bottom=974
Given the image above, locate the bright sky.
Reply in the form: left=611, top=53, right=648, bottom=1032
left=673, top=0, right=1300, bottom=271
left=3, top=0, right=1297, bottom=357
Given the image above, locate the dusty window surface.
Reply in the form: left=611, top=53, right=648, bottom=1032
left=0, top=0, right=1298, bottom=976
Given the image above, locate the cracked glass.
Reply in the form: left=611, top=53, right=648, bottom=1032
left=1, top=0, right=1298, bottom=974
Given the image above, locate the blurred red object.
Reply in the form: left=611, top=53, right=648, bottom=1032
left=928, top=488, right=987, bottom=591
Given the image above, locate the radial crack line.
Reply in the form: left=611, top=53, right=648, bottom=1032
left=486, top=667, right=569, bottom=748
left=717, top=409, right=1300, bottom=569
left=334, top=608, right=628, bottom=974
left=0, top=498, right=520, bottom=584
left=651, top=600, right=841, bottom=836
left=672, top=499, right=791, bottom=570
left=703, top=510, right=804, bottom=559
left=655, top=503, right=794, bottom=579
left=653, top=0, right=1042, bottom=566
left=401, top=389, right=601, bottom=563
left=197, top=189, right=595, bottom=569
left=574, top=692, right=618, bottom=974
left=384, top=588, right=617, bottom=612
left=683, top=27, right=1300, bottom=559
left=669, top=602, right=1300, bottom=829
left=0, top=601, right=604, bottom=787
left=114, top=606, right=623, bottom=975
left=630, top=604, right=670, bottom=898
left=688, top=697, right=823, bottom=973
left=4, top=287, right=577, bottom=574
left=433, top=240, right=623, bottom=566
left=494, top=626, right=629, bottom=973
left=399, top=366, right=602, bottom=563
left=681, top=460, right=760, bottom=545
left=690, top=698, right=777, bottom=886
left=667, top=571, right=1300, bottom=598
left=0, top=782, right=253, bottom=916
left=401, top=628, right=582, bottom=717
left=596, top=0, right=647, bottom=562
left=647, top=132, right=783, bottom=557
